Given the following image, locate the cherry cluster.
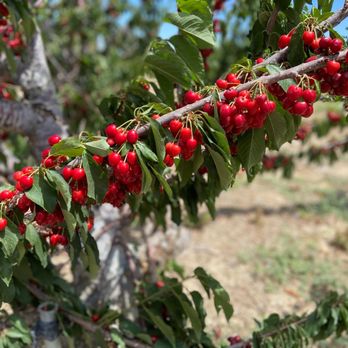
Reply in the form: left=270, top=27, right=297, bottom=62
left=228, top=335, right=251, bottom=348
left=268, top=83, right=316, bottom=118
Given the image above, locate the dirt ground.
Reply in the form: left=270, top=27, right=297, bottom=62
left=175, top=156, right=348, bottom=347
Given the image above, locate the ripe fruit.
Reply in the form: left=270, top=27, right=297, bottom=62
left=278, top=34, right=291, bottom=49
left=319, top=37, right=332, bottom=50
left=62, top=167, right=73, bottom=180
left=326, top=60, right=340, bottom=75
left=127, top=130, right=138, bottom=144
left=328, top=111, right=341, bottom=122
left=164, top=154, right=174, bottom=167
left=19, top=176, right=34, bottom=190
left=202, top=102, right=214, bottom=115
left=105, top=124, right=118, bottom=138
left=216, top=79, right=228, bottom=89
left=287, top=85, right=302, bottom=101
left=50, top=234, right=60, bottom=246
left=302, top=31, right=315, bottom=45
left=292, top=101, right=308, bottom=115
left=169, top=120, right=182, bottom=135
left=234, top=114, right=246, bottom=128
left=186, top=138, right=198, bottom=151
left=180, top=127, right=192, bottom=142
left=0, top=190, right=14, bottom=201
left=116, top=161, right=130, bottom=175
left=48, top=134, right=61, bottom=146
left=72, top=189, right=86, bottom=204
left=330, top=38, right=343, bottom=53
left=310, top=39, right=320, bottom=51
left=255, top=57, right=264, bottom=64
left=18, top=223, right=26, bottom=235
left=93, top=155, right=104, bottom=165
left=155, top=280, right=165, bottom=288
left=302, top=89, right=316, bottom=103
left=127, top=151, right=137, bottom=165
left=184, top=90, right=201, bottom=104
left=165, top=142, right=181, bottom=157
left=0, top=218, right=7, bottom=231
left=108, top=152, right=121, bottom=167
left=72, top=168, right=86, bottom=181
left=91, top=314, right=100, bottom=322
left=114, top=131, right=127, bottom=145
left=224, top=88, right=238, bottom=101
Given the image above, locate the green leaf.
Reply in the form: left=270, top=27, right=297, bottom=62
left=266, top=65, right=296, bottom=92
left=150, top=119, right=165, bottom=161
left=166, top=13, right=215, bottom=48
left=0, top=220, right=19, bottom=257
left=135, top=149, right=153, bottom=194
left=238, top=128, right=265, bottom=172
left=150, top=166, right=173, bottom=200
left=85, top=234, right=100, bottom=278
left=46, top=170, right=71, bottom=210
left=203, top=115, right=230, bottom=156
left=265, top=109, right=294, bottom=150
left=0, top=278, right=15, bottom=303
left=144, top=308, right=176, bottom=348
left=154, top=72, right=174, bottom=107
left=0, top=38, right=16, bottom=74
left=145, top=40, right=192, bottom=89
left=170, top=35, right=205, bottom=84
left=206, top=146, right=233, bottom=190
left=177, top=0, right=212, bottom=21
left=85, top=138, right=110, bottom=157
left=25, top=224, right=47, bottom=268
left=82, top=153, right=108, bottom=203
left=135, top=141, right=158, bottom=162
left=50, top=137, right=85, bottom=157
left=62, top=209, right=76, bottom=238
left=287, top=23, right=305, bottom=66
left=26, top=173, right=57, bottom=213
left=110, top=330, right=126, bottom=348
left=194, top=267, right=233, bottom=321
left=0, top=250, right=13, bottom=286
left=172, top=291, right=202, bottom=340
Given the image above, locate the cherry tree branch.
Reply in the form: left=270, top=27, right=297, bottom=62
left=137, top=48, right=348, bottom=136
left=25, top=282, right=151, bottom=348
left=259, top=0, right=348, bottom=66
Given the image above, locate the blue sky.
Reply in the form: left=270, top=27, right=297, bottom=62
left=123, top=0, right=347, bottom=39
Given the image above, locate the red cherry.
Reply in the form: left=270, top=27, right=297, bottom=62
left=216, top=79, right=228, bottom=89
left=328, top=111, right=341, bottom=122
left=202, top=102, right=214, bottom=115
left=108, top=152, right=121, bottom=167
left=20, top=176, right=34, bottom=190
left=22, top=167, right=33, bottom=175
left=226, top=73, right=237, bottom=83
left=18, top=223, right=26, bottom=235
left=13, top=171, right=24, bottom=182
left=127, top=130, right=138, bottom=144
left=0, top=4, right=9, bottom=17
left=224, top=88, right=238, bottom=101
left=0, top=218, right=7, bottom=231
left=233, top=114, right=246, bottom=128
left=169, top=120, right=183, bottom=135
left=330, top=38, right=343, bottom=53
left=310, top=39, right=320, bottom=51
left=91, top=314, right=100, bottom=322
left=116, top=161, right=130, bottom=175
left=302, top=104, right=314, bottom=118
left=72, top=189, right=86, bottom=204
left=164, top=154, right=174, bottom=167
left=255, top=57, right=264, bottom=64
left=155, top=280, right=165, bottom=288
left=186, top=138, right=198, bottom=151
left=107, top=138, right=115, bottom=146
left=326, top=60, right=340, bottom=75
left=114, top=131, right=127, bottom=145
left=287, top=85, right=303, bottom=101
left=319, top=37, right=332, bottom=50
left=166, top=143, right=181, bottom=157
left=278, top=34, right=291, bottom=49
left=180, top=128, right=192, bottom=142
left=0, top=190, right=14, bottom=201
left=41, top=148, right=51, bottom=159
left=184, top=90, right=201, bottom=104
left=48, top=134, right=61, bottom=146
left=93, top=155, right=104, bottom=165
left=58, top=235, right=68, bottom=246
left=151, top=114, right=161, bottom=120
left=105, top=124, right=118, bottom=138
left=62, top=167, right=73, bottom=181
left=42, top=157, right=56, bottom=168
left=302, top=31, right=315, bottom=45
left=292, top=101, right=308, bottom=115
left=127, top=151, right=137, bottom=165
left=219, top=104, right=233, bottom=119
left=50, top=234, right=60, bottom=246
left=302, top=89, right=316, bottom=103
left=72, top=168, right=86, bottom=181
